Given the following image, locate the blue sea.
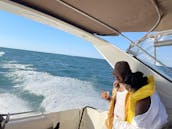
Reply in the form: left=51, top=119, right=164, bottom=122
left=0, top=47, right=113, bottom=114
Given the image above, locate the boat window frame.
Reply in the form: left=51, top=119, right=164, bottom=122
left=128, top=31, right=172, bottom=82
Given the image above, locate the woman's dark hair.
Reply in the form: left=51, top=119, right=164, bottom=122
left=113, top=61, right=132, bottom=82
left=124, top=71, right=148, bottom=90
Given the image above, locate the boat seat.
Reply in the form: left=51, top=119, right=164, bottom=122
left=5, top=115, right=53, bottom=129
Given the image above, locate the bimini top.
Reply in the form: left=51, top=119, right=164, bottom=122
left=7, top=0, right=172, bottom=35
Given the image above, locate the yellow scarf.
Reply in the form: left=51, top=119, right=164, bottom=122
left=105, top=76, right=155, bottom=129
left=125, top=76, right=155, bottom=123
left=105, top=86, right=118, bottom=129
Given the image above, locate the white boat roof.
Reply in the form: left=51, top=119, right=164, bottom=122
left=3, top=0, right=172, bottom=35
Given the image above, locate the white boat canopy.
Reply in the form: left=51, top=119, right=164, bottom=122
left=3, top=0, right=172, bottom=35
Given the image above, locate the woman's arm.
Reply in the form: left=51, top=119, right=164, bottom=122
left=135, top=97, right=151, bottom=116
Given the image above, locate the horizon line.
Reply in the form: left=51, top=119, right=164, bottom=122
left=0, top=46, right=104, bottom=60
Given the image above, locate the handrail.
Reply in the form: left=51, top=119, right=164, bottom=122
left=0, top=110, right=41, bottom=129
left=0, top=114, right=9, bottom=129
left=0, top=110, right=35, bottom=116
left=77, top=106, right=96, bottom=129
left=154, top=39, right=172, bottom=47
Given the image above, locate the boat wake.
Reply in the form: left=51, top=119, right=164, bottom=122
left=0, top=93, right=31, bottom=114
left=2, top=61, right=108, bottom=113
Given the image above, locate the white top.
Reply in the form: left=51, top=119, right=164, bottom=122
left=114, top=90, right=128, bottom=120
left=132, top=92, right=168, bottom=129
left=112, top=92, right=168, bottom=129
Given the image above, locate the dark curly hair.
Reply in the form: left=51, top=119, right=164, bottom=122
left=124, top=71, right=148, bottom=90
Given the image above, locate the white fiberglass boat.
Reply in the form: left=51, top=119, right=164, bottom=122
left=0, top=0, right=172, bottom=129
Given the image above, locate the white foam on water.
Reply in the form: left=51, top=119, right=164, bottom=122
left=0, top=51, right=5, bottom=57
left=1, top=62, right=34, bottom=70
left=0, top=93, right=31, bottom=114
left=7, top=68, right=108, bottom=112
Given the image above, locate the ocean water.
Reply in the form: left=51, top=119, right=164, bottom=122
left=0, top=47, right=113, bottom=114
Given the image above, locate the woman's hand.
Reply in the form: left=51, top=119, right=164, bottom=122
left=101, top=90, right=110, bottom=100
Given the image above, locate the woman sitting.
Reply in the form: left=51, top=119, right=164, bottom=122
left=121, top=71, right=168, bottom=129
